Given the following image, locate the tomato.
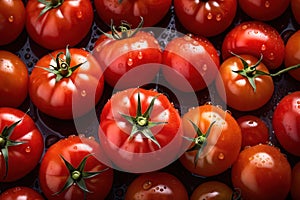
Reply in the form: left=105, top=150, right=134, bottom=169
left=231, top=144, right=291, bottom=200
left=284, top=30, right=300, bottom=81
left=179, top=104, right=242, bottom=177
left=29, top=46, right=104, bottom=119
left=0, top=107, right=44, bottom=182
left=291, top=0, right=300, bottom=24
left=291, top=162, right=300, bottom=200
left=25, top=0, right=93, bottom=50
left=238, top=0, right=290, bottom=21
left=94, top=0, right=172, bottom=27
left=0, top=0, right=25, bottom=46
left=236, top=115, right=269, bottom=148
left=162, top=34, right=220, bottom=92
left=173, top=0, right=237, bottom=37
left=221, top=21, right=285, bottom=70
left=272, top=91, right=300, bottom=156
left=215, top=54, right=274, bottom=111
left=0, top=187, right=44, bottom=200
left=124, top=172, right=189, bottom=200
left=93, top=27, right=162, bottom=89
left=39, top=135, right=114, bottom=200
left=0, top=51, right=29, bottom=108
left=98, top=88, right=182, bottom=173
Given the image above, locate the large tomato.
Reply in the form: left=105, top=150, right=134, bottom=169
left=98, top=88, right=182, bottom=173
left=291, top=0, right=300, bottom=24
left=221, top=21, right=285, bottom=70
left=29, top=46, right=104, bottom=119
left=272, top=91, right=300, bottom=156
left=94, top=0, right=172, bottom=27
left=231, top=144, right=291, bottom=200
left=284, top=30, right=300, bottom=81
left=0, top=0, right=25, bottom=46
left=179, top=104, right=242, bottom=177
left=124, top=172, right=189, bottom=200
left=173, top=0, right=237, bottom=37
left=0, top=51, right=29, bottom=108
left=0, top=107, right=44, bottom=182
left=162, top=34, right=220, bottom=92
left=39, top=135, right=114, bottom=200
left=25, top=0, right=93, bottom=50
left=0, top=187, right=44, bottom=200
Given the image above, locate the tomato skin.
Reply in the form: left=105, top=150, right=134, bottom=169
left=39, top=135, right=114, bottom=200
left=179, top=105, right=242, bottom=177
left=222, top=21, right=285, bottom=70
left=190, top=181, right=233, bottom=200
left=25, top=0, right=93, bottom=50
left=0, top=107, right=44, bottom=182
left=94, top=0, right=172, bottom=27
left=125, top=172, right=189, bottom=200
left=0, top=51, right=28, bottom=108
left=272, top=91, right=300, bottom=156
left=0, top=187, right=44, bottom=200
left=238, top=0, right=290, bottom=21
left=174, top=0, right=237, bottom=37
left=215, top=54, right=274, bottom=111
left=0, top=0, right=25, bottom=45
left=291, top=0, right=300, bottom=24
left=162, top=35, right=220, bottom=92
left=291, top=162, right=300, bottom=200
left=231, top=144, right=291, bottom=200
left=29, top=48, right=104, bottom=119
left=284, top=30, right=300, bottom=81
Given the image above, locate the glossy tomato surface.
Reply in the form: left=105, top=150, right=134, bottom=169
left=0, top=187, right=44, bottom=200
left=291, top=0, right=300, bottom=24
left=284, top=30, right=300, bottom=81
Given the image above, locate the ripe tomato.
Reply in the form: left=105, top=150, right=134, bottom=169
left=162, top=34, right=220, bottom=92
left=29, top=46, right=104, bottom=119
left=25, top=0, right=93, bottom=50
left=174, top=0, right=237, bottom=37
left=0, top=51, right=29, bottom=108
left=236, top=115, right=269, bottom=149
left=272, top=91, right=300, bottom=156
left=291, top=162, right=300, bottom=200
left=0, top=107, right=44, bottom=182
left=179, top=104, right=242, bottom=177
left=215, top=54, right=274, bottom=111
left=291, top=0, right=300, bottom=24
left=39, top=135, right=114, bottom=200
left=94, top=0, right=172, bottom=27
left=0, top=0, right=25, bottom=46
left=124, top=172, right=189, bottom=200
left=284, top=30, right=300, bottom=81
left=231, top=144, right=291, bottom=200
left=98, top=88, right=182, bottom=173
left=93, top=28, right=162, bottom=89
left=238, top=0, right=290, bottom=21
left=221, top=21, right=285, bottom=70
left=0, top=187, right=44, bottom=200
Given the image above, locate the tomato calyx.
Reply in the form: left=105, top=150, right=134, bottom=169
left=0, top=120, right=26, bottom=179
left=184, top=120, right=216, bottom=167
left=120, top=91, right=167, bottom=149
left=53, top=154, right=108, bottom=198
left=38, top=0, right=64, bottom=17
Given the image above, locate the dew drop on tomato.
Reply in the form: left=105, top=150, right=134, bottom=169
left=142, top=181, right=152, bottom=190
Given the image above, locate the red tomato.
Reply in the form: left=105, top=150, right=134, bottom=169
left=29, top=47, right=104, bottom=119
left=231, top=144, right=292, bottom=200
left=236, top=115, right=269, bottom=148
left=174, top=0, right=237, bottom=37
left=0, top=187, right=44, bottom=200
left=162, top=34, right=220, bottom=92
left=25, top=0, right=93, bottom=50
left=0, top=0, right=25, bottom=45
left=0, top=107, right=44, bottom=182
left=284, top=30, right=300, bottom=81
left=272, top=91, right=300, bottom=156
left=291, top=162, right=300, bottom=200
left=0, top=51, right=28, bottom=107
left=215, top=54, right=274, bottom=111
left=94, top=0, right=172, bottom=27
left=124, top=172, right=189, bottom=200
left=238, top=0, right=290, bottom=21
left=179, top=104, right=242, bottom=177
left=222, top=21, right=285, bottom=70
left=291, top=0, right=300, bottom=24
left=93, top=30, right=162, bottom=89
left=39, top=135, right=114, bottom=200
left=98, top=88, right=182, bottom=173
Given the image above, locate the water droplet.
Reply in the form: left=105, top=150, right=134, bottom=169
left=184, top=34, right=193, bottom=41
left=143, top=181, right=152, bottom=190
left=138, top=51, right=143, bottom=59
left=8, top=15, right=14, bottom=23
left=207, top=12, right=213, bottom=20
left=127, top=58, right=133, bottom=66
left=76, top=11, right=83, bottom=18
left=268, top=52, right=275, bottom=60
left=73, top=145, right=78, bottom=150
left=225, top=110, right=232, bottom=115
left=25, top=146, right=31, bottom=153
left=202, top=64, right=208, bottom=71
left=205, top=101, right=212, bottom=105
left=261, top=44, right=266, bottom=51
left=218, top=152, right=225, bottom=160
left=216, top=14, right=222, bottom=21
left=242, top=24, right=248, bottom=30
left=81, top=90, right=87, bottom=97
left=13, top=187, right=22, bottom=192
left=265, top=1, right=270, bottom=8
left=88, top=136, right=95, bottom=140
left=192, top=40, right=199, bottom=46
